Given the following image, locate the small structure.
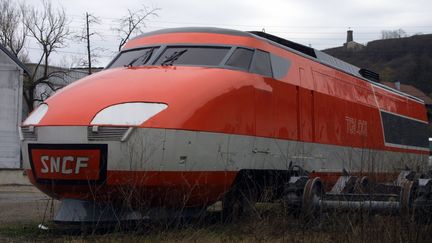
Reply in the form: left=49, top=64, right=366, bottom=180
left=381, top=81, right=432, bottom=106
left=343, top=29, right=365, bottom=51
left=0, top=44, right=29, bottom=168
left=382, top=81, right=432, bottom=130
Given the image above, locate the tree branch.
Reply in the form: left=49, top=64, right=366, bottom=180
left=114, top=6, right=160, bottom=51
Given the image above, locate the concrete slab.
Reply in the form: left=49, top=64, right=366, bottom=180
left=0, top=169, right=31, bottom=185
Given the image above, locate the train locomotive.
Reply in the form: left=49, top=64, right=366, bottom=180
left=20, top=27, right=430, bottom=223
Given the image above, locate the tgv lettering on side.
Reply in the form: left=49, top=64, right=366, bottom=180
left=40, top=156, right=89, bottom=174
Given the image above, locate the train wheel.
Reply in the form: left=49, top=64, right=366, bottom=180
left=400, top=181, right=416, bottom=222
left=301, top=177, right=324, bottom=227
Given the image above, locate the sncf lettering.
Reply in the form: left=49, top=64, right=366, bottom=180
left=40, top=156, right=89, bottom=174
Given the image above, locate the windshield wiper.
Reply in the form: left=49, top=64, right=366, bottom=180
left=138, top=48, right=154, bottom=65
left=160, top=49, right=188, bottom=66
left=126, top=56, right=140, bottom=67
left=125, top=48, right=154, bottom=67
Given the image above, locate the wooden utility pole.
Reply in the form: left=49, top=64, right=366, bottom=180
left=86, top=12, right=92, bottom=75
left=76, top=12, right=100, bottom=75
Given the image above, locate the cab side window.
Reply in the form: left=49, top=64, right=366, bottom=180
left=225, top=47, right=254, bottom=70
left=250, top=50, right=272, bottom=77
left=270, top=54, right=291, bottom=80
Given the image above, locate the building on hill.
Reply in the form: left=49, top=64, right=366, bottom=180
left=323, top=33, right=432, bottom=100
left=343, top=29, right=365, bottom=51
left=324, top=32, right=432, bottom=135
left=0, top=44, right=29, bottom=168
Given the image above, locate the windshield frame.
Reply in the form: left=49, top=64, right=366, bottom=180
left=105, top=44, right=289, bottom=80
left=106, top=45, right=162, bottom=69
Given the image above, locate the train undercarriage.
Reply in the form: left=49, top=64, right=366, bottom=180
left=51, top=164, right=432, bottom=225
left=221, top=165, right=432, bottom=224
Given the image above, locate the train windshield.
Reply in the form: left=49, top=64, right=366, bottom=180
left=106, top=45, right=291, bottom=80
left=109, top=47, right=156, bottom=68
left=154, top=46, right=230, bottom=66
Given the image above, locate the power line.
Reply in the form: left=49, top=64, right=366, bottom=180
left=25, top=46, right=115, bottom=57
left=65, top=13, right=432, bottom=30
left=66, top=14, right=432, bottom=29
left=67, top=24, right=421, bottom=36
left=22, top=12, right=432, bottom=64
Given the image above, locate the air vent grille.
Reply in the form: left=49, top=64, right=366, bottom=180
left=249, top=31, right=317, bottom=58
left=87, top=126, right=130, bottom=141
left=359, top=68, right=380, bottom=82
left=21, top=126, right=37, bottom=140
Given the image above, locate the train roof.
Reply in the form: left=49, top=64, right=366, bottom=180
left=133, top=27, right=424, bottom=104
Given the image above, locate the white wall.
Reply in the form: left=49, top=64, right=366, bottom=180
left=0, top=169, right=31, bottom=185
left=0, top=51, right=23, bottom=168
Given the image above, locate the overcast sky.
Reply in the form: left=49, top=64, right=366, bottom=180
left=23, top=0, right=432, bottom=67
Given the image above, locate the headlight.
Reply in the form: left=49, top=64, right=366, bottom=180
left=90, top=102, right=168, bottom=126
left=23, top=104, right=48, bottom=125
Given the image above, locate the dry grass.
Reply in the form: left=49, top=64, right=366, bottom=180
left=1, top=203, right=432, bottom=242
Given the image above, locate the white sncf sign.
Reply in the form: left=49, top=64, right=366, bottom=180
left=40, top=156, right=89, bottom=174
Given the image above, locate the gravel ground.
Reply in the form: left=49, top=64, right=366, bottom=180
left=0, top=185, right=58, bottom=224
left=1, top=186, right=431, bottom=242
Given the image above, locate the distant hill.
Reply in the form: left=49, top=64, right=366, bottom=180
left=323, top=34, right=432, bottom=97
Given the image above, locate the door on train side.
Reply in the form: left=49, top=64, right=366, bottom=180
left=253, top=81, right=273, bottom=170
left=251, top=50, right=277, bottom=170
left=297, top=67, right=315, bottom=169
left=298, top=67, right=314, bottom=142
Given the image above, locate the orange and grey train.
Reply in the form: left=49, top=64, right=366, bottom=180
left=21, top=27, right=429, bottom=221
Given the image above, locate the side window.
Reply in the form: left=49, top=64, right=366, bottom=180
left=250, top=50, right=272, bottom=77
left=225, top=47, right=254, bottom=70
left=381, top=111, right=429, bottom=148
left=270, top=54, right=291, bottom=80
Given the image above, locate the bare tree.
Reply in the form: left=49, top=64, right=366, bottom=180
left=113, top=6, right=160, bottom=51
left=381, top=29, right=408, bottom=39
left=75, top=12, right=102, bottom=74
left=22, top=0, right=71, bottom=111
left=0, top=0, right=27, bottom=59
